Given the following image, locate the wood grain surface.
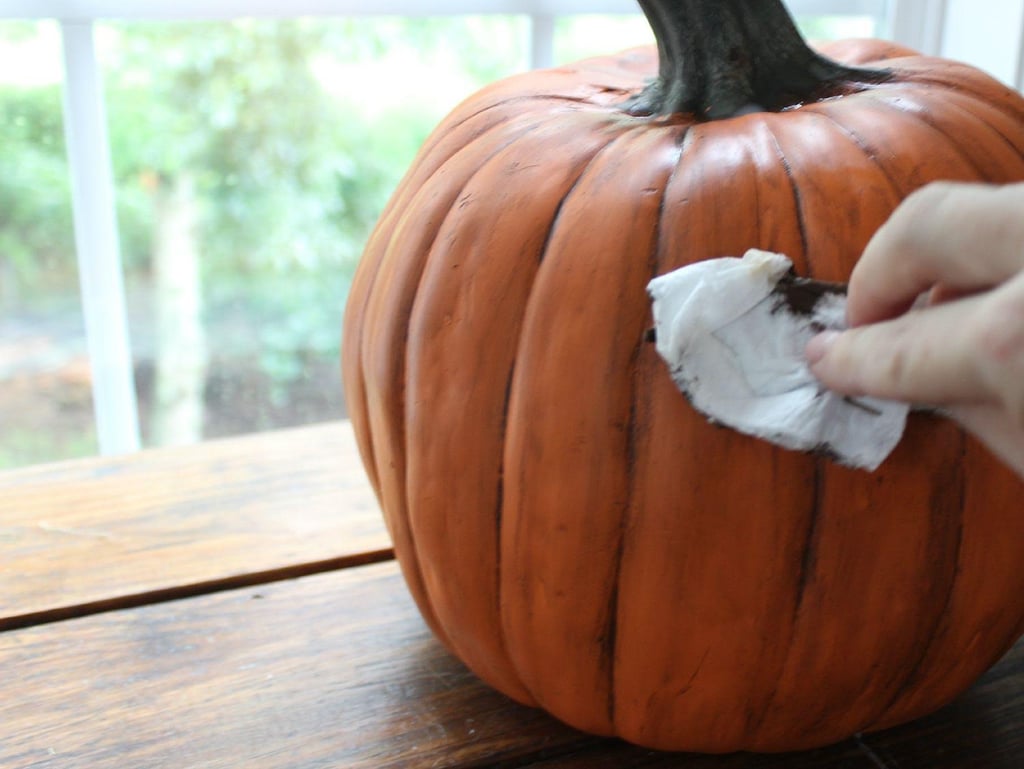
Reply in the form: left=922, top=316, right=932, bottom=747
left=0, top=422, right=390, bottom=629
left=3, top=422, right=1023, bottom=768
left=1, top=559, right=1021, bottom=769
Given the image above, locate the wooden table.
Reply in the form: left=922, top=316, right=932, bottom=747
left=3, top=421, right=1023, bottom=768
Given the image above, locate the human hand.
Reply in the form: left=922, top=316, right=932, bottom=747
left=805, top=181, right=1024, bottom=477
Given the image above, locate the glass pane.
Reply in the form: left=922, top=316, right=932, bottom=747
left=554, top=14, right=653, bottom=64
left=0, top=21, right=97, bottom=470
left=96, top=17, right=527, bottom=449
left=797, top=15, right=881, bottom=40
left=553, top=12, right=881, bottom=67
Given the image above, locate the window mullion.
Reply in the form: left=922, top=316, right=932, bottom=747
left=529, top=14, right=556, bottom=70
left=887, top=0, right=947, bottom=54
left=1016, top=3, right=1024, bottom=90
left=60, top=19, right=141, bottom=456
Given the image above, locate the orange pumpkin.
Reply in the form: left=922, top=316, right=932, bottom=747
left=342, top=0, right=1024, bottom=753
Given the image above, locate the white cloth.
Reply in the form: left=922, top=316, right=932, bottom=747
left=647, top=249, right=908, bottom=471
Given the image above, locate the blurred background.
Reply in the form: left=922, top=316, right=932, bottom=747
left=0, top=2, right=1011, bottom=469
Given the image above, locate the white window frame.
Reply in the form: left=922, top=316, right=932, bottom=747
left=0, top=0, right=1015, bottom=457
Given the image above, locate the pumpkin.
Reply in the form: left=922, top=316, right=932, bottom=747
left=342, top=0, right=1024, bottom=753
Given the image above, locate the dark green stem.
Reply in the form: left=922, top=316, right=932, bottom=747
left=626, top=0, right=889, bottom=120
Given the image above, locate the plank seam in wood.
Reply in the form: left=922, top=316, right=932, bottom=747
left=0, top=548, right=395, bottom=632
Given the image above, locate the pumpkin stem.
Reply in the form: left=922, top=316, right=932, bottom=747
left=626, top=0, right=889, bottom=119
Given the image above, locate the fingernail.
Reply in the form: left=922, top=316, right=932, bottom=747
left=805, top=331, right=840, bottom=365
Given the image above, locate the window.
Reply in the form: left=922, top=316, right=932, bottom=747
left=7, top=0, right=1001, bottom=470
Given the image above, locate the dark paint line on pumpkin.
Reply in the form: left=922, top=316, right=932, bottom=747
left=746, top=455, right=825, bottom=740
left=920, top=95, right=1024, bottom=175
left=763, top=121, right=812, bottom=277
left=870, top=435, right=967, bottom=729
left=929, top=93, right=1024, bottom=167
left=603, top=306, right=653, bottom=730
left=497, top=124, right=641, bottom=708
left=491, top=362, right=517, bottom=689
left=895, top=68, right=1024, bottom=124
left=653, top=124, right=691, bottom=278
left=808, top=108, right=907, bottom=200
left=415, top=92, right=633, bottom=166
left=384, top=118, right=557, bottom=654
left=863, top=90, right=991, bottom=181
left=353, top=111, right=555, bottom=510
left=400, top=118, right=603, bottom=679
left=796, top=462, right=824, bottom=622
left=650, top=123, right=695, bottom=281
left=610, top=126, right=685, bottom=729
left=946, top=80, right=1024, bottom=137
left=531, top=126, right=643, bottom=268
left=601, top=553, right=624, bottom=728
left=529, top=124, right=676, bottom=728
left=647, top=123, right=693, bottom=282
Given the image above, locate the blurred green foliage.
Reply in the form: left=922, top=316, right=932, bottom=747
left=0, top=84, right=74, bottom=300
left=0, top=17, right=526, bottom=389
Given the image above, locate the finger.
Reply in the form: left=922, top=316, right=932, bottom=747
left=847, top=182, right=1024, bottom=326
left=806, top=293, right=992, bottom=406
left=971, top=271, right=1024, bottom=427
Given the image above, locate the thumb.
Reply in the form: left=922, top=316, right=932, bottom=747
left=805, top=294, right=990, bottom=406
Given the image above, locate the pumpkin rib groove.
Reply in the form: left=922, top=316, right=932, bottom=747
left=431, top=95, right=626, bottom=147
left=893, top=62, right=1024, bottom=123
left=934, top=89, right=1024, bottom=155
left=348, top=110, right=559, bottom=508
left=869, top=437, right=968, bottom=728
left=601, top=543, right=624, bottom=729
left=741, top=112, right=843, bottom=744
left=761, top=122, right=811, bottom=276
left=741, top=108, right=943, bottom=747
left=413, top=60, right=645, bottom=158
left=930, top=95, right=1024, bottom=170
left=404, top=129, right=592, bottom=696
left=529, top=125, right=644, bottom=268
left=863, top=92, right=998, bottom=181
left=905, top=90, right=1024, bottom=175
left=745, top=459, right=824, bottom=744
left=380, top=97, right=627, bottom=255
left=372, top=103, right=545, bottom=242
left=795, top=461, right=824, bottom=640
left=368, top=116, right=562, bottom=660
left=768, top=105, right=908, bottom=272
left=342, top=264, right=382, bottom=497
left=811, top=99, right=982, bottom=200
left=608, top=124, right=685, bottom=736
left=742, top=105, right=912, bottom=744
left=499, top=124, right=677, bottom=733
left=604, top=247, right=669, bottom=730
left=498, top=121, right=651, bottom=662
left=873, top=437, right=1024, bottom=733
left=617, top=123, right=820, bottom=751
left=410, top=117, right=637, bottom=705
left=648, top=123, right=692, bottom=279
left=806, top=109, right=905, bottom=203
left=386, top=105, right=576, bottom=230
left=491, top=361, right=519, bottom=698
left=584, top=127, right=681, bottom=735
